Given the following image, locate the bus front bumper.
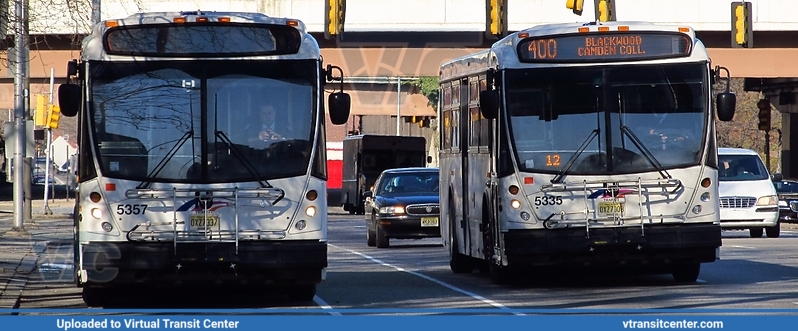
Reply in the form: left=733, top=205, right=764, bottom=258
left=79, top=240, right=326, bottom=286
left=502, top=223, right=721, bottom=268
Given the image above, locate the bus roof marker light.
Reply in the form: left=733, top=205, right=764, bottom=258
left=679, top=27, right=690, bottom=33
left=287, top=20, right=299, bottom=26
left=218, top=17, right=231, bottom=23
left=174, top=17, right=186, bottom=23
left=578, top=27, right=589, bottom=33
left=196, top=17, right=209, bottom=23
left=618, top=26, right=629, bottom=31
left=105, top=21, right=119, bottom=28
left=518, top=32, right=529, bottom=38
left=598, top=26, right=610, bottom=32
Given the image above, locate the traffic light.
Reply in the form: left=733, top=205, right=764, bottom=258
left=35, top=94, right=47, bottom=127
left=565, top=0, right=584, bottom=15
left=731, top=2, right=753, bottom=48
left=594, top=0, right=616, bottom=22
left=486, top=0, right=507, bottom=38
left=46, top=104, right=61, bottom=129
left=324, top=0, right=346, bottom=40
left=757, top=99, right=770, bottom=131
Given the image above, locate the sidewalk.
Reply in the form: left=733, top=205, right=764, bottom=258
left=0, top=198, right=74, bottom=309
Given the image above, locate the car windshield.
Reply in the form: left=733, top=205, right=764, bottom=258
left=377, top=172, right=439, bottom=195
left=718, top=154, right=769, bottom=181
left=774, top=180, right=798, bottom=193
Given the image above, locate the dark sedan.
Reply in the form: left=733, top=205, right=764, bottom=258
left=363, top=167, right=440, bottom=248
left=773, top=176, right=798, bottom=224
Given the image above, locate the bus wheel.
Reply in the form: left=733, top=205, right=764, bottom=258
left=488, top=261, right=511, bottom=285
left=671, top=263, right=700, bottom=282
left=749, top=228, right=764, bottom=238
left=82, top=287, right=112, bottom=307
left=287, top=284, right=316, bottom=302
left=376, top=225, right=389, bottom=248
left=449, top=200, right=473, bottom=274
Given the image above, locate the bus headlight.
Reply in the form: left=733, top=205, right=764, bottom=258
left=700, top=192, right=711, bottom=202
left=90, top=208, right=103, bottom=219
left=520, top=211, right=531, bottom=221
left=305, top=206, right=317, bottom=217
left=101, top=222, right=113, bottom=232
left=510, top=199, right=522, bottom=209
left=692, top=205, right=702, bottom=214
left=295, top=220, right=307, bottom=230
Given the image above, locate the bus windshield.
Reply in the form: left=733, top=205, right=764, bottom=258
left=89, top=60, right=317, bottom=183
left=505, top=63, right=706, bottom=175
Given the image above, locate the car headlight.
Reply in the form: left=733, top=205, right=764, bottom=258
left=756, top=195, right=778, bottom=206
left=379, top=206, right=405, bottom=215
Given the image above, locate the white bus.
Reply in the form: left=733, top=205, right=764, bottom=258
left=438, top=21, right=737, bottom=284
left=57, top=11, right=351, bottom=306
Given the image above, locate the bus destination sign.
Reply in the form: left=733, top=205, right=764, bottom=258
left=517, top=32, right=692, bottom=62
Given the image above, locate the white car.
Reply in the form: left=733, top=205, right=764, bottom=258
left=718, top=147, right=780, bottom=238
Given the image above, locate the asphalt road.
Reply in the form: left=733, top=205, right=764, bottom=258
left=13, top=207, right=798, bottom=311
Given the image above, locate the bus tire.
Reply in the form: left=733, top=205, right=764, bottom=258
left=749, top=228, right=764, bottom=238
left=376, top=225, right=389, bottom=248
left=287, top=284, right=316, bottom=302
left=449, top=199, right=473, bottom=274
left=82, top=287, right=112, bottom=307
left=672, top=263, right=700, bottom=282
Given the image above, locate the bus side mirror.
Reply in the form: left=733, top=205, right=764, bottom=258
left=58, top=84, right=81, bottom=117
left=328, top=92, right=351, bottom=125
left=716, top=92, right=736, bottom=122
left=479, top=90, right=499, bottom=119
left=772, top=173, right=783, bottom=182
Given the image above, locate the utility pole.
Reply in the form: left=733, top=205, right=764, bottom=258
left=11, top=0, right=29, bottom=232
left=92, top=0, right=101, bottom=24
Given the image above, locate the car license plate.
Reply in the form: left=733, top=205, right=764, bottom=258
left=421, top=217, right=439, bottom=227
left=189, top=214, right=220, bottom=231
left=598, top=201, right=624, bottom=217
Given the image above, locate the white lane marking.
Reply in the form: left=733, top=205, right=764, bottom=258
left=728, top=245, right=757, bottom=249
left=313, top=296, right=342, bottom=316
left=330, top=244, right=523, bottom=315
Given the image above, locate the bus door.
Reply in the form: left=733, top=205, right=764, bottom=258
left=458, top=77, right=473, bottom=254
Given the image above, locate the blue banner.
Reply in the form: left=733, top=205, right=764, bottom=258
left=0, top=313, right=797, bottom=331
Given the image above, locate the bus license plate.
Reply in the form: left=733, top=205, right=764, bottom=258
left=189, top=215, right=220, bottom=231
left=598, top=201, right=624, bottom=217
left=421, top=217, right=439, bottom=227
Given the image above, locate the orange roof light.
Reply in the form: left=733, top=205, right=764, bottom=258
left=578, top=27, right=590, bottom=33
left=196, top=17, right=209, bottom=23
left=598, top=26, right=610, bottom=32
left=678, top=27, right=690, bottom=33
left=518, top=32, right=529, bottom=38
left=218, top=17, right=231, bottom=23
left=618, top=26, right=629, bottom=31
left=105, top=21, right=119, bottom=28
left=286, top=20, right=299, bottom=26
left=174, top=17, right=186, bottom=23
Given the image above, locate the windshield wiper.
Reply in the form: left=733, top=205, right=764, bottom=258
left=551, top=129, right=599, bottom=184
left=620, top=125, right=672, bottom=180
left=214, top=131, right=274, bottom=190
left=137, top=130, right=193, bottom=189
